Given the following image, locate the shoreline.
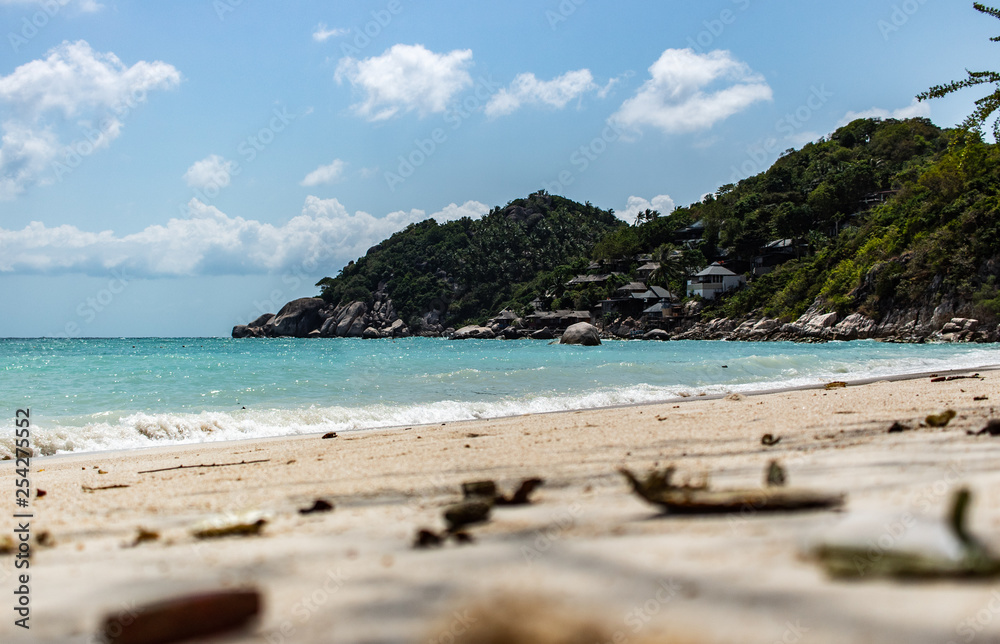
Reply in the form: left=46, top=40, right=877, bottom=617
left=12, top=362, right=1000, bottom=463
left=5, top=371, right=1000, bottom=642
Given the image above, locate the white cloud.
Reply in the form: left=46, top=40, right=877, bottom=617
left=335, top=44, right=473, bottom=121
left=620, top=195, right=675, bottom=222
left=839, top=98, right=931, bottom=126
left=300, top=159, right=346, bottom=186
left=485, top=69, right=599, bottom=118
left=183, top=154, right=237, bottom=190
left=0, top=40, right=181, bottom=200
left=0, top=198, right=490, bottom=277
left=612, top=48, right=772, bottom=135
left=312, top=23, right=348, bottom=42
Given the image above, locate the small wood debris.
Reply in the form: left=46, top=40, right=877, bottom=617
left=101, top=589, right=261, bottom=644
left=824, top=382, right=848, bottom=390
left=131, top=528, right=160, bottom=547
left=925, top=409, right=957, bottom=427
left=298, top=499, right=334, bottom=514
left=931, top=373, right=981, bottom=382
left=82, top=484, right=131, bottom=492
left=36, top=531, right=54, bottom=547
left=460, top=478, right=544, bottom=505
left=462, top=481, right=497, bottom=500
left=888, top=421, right=911, bottom=434
left=191, top=515, right=267, bottom=540
left=974, top=396, right=989, bottom=401
left=36, top=489, right=46, bottom=498
left=414, top=529, right=444, bottom=549
left=761, top=434, right=781, bottom=446
left=322, top=432, right=338, bottom=439
left=443, top=501, right=491, bottom=531
left=496, top=478, right=544, bottom=506
left=766, top=461, right=786, bottom=487
left=0, top=535, right=15, bottom=555
left=975, top=420, right=1000, bottom=436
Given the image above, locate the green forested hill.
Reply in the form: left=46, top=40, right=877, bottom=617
left=313, top=117, right=1000, bottom=331
left=691, top=118, right=1000, bottom=323
left=316, top=192, right=620, bottom=328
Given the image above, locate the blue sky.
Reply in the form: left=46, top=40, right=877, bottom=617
left=0, top=0, right=993, bottom=336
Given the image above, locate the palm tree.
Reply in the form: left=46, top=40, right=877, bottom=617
left=649, top=243, right=685, bottom=293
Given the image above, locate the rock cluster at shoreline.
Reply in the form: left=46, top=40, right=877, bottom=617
left=234, top=297, right=998, bottom=344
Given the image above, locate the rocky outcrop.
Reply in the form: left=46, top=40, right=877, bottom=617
left=559, top=322, right=601, bottom=346
left=452, top=325, right=496, bottom=340
left=530, top=327, right=556, bottom=340
left=260, top=298, right=325, bottom=338
left=642, top=329, right=670, bottom=341
left=231, top=312, right=276, bottom=338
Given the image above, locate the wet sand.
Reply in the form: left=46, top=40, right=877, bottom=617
left=3, top=370, right=1000, bottom=643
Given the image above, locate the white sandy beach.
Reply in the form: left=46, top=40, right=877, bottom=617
left=3, top=371, right=1000, bottom=643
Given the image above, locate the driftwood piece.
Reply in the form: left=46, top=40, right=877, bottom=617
left=101, top=589, right=260, bottom=644
left=82, top=484, right=131, bottom=492
left=619, top=467, right=843, bottom=515
left=138, top=459, right=269, bottom=475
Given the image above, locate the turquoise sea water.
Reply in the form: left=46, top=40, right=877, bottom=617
left=1, top=337, right=998, bottom=457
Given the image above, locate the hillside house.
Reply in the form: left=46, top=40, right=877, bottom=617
left=686, top=263, right=746, bottom=300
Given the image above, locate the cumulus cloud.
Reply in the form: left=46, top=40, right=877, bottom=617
left=0, top=40, right=181, bottom=200
left=485, top=69, right=600, bottom=118
left=300, top=159, right=346, bottom=186
left=312, top=23, right=348, bottom=42
left=619, top=195, right=675, bottom=222
left=0, top=198, right=490, bottom=277
left=335, top=44, right=473, bottom=121
left=838, top=98, right=931, bottom=126
left=612, top=48, right=772, bottom=135
left=183, top=154, right=237, bottom=190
